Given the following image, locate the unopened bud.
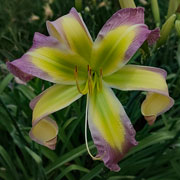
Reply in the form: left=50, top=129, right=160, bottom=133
left=119, top=0, right=136, bottom=8
left=151, top=0, right=161, bottom=27
left=175, top=20, right=180, bottom=37
left=167, top=0, right=180, bottom=18
left=156, top=14, right=176, bottom=48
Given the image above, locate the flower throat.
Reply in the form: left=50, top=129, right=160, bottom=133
left=74, top=65, right=103, bottom=95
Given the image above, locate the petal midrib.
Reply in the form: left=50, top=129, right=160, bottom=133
left=93, top=24, right=146, bottom=72
left=92, top=89, right=125, bottom=151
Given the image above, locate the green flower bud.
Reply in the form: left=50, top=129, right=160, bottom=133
left=119, top=0, right=136, bottom=8
left=167, top=0, right=180, bottom=18
left=157, top=14, right=176, bottom=48
left=175, top=20, right=180, bottom=36
left=151, top=0, right=161, bottom=27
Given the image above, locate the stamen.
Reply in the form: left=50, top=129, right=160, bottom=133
left=85, top=95, right=102, bottom=161
left=74, top=66, right=88, bottom=95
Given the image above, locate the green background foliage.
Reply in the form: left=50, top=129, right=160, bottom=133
left=0, top=0, right=180, bottom=179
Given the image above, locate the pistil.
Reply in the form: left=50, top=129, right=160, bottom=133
left=85, top=95, right=105, bottom=161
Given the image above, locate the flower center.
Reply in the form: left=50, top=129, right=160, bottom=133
left=75, top=65, right=105, bottom=161
left=74, top=65, right=102, bottom=95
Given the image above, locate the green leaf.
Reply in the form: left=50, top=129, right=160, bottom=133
left=0, top=74, right=13, bottom=94
left=0, top=145, right=18, bottom=180
left=24, top=146, right=42, bottom=165
left=16, top=85, right=36, bottom=100
left=46, top=142, right=95, bottom=175
left=108, top=176, right=135, bottom=180
left=80, top=163, right=103, bottom=180
left=55, top=164, right=90, bottom=180
left=126, top=131, right=175, bottom=157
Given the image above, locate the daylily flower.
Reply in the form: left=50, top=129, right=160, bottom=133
left=7, top=7, right=174, bottom=171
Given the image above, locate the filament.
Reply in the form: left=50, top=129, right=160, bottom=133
left=74, top=66, right=88, bottom=95
left=87, top=65, right=93, bottom=94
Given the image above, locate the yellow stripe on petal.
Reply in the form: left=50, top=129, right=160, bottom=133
left=61, top=16, right=92, bottom=60
left=103, top=65, right=168, bottom=92
left=91, top=24, right=149, bottom=75
left=7, top=32, right=89, bottom=84
left=88, top=84, right=137, bottom=171
left=29, top=117, right=58, bottom=150
left=28, top=47, right=88, bottom=84
left=104, top=65, right=174, bottom=124
left=47, top=8, right=93, bottom=61
left=33, top=84, right=82, bottom=124
left=89, top=86, right=126, bottom=151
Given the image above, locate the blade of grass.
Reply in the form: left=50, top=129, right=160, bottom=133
left=0, top=74, right=13, bottom=94
left=55, top=164, right=90, bottom=180
left=80, top=163, right=103, bottom=180
left=0, top=145, right=18, bottom=180
left=46, top=142, right=95, bottom=175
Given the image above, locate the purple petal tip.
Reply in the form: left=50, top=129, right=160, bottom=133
left=6, top=61, right=33, bottom=82
left=147, top=28, right=160, bottom=45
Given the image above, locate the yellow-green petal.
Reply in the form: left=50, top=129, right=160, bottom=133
left=103, top=65, right=168, bottom=92
left=91, top=8, right=159, bottom=75
left=46, top=8, right=93, bottom=61
left=61, top=16, right=92, bottom=60
left=88, top=84, right=137, bottom=171
left=104, top=65, right=174, bottom=124
left=32, top=84, right=82, bottom=124
left=29, top=47, right=88, bottom=84
left=7, top=33, right=88, bottom=84
left=91, top=24, right=151, bottom=75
